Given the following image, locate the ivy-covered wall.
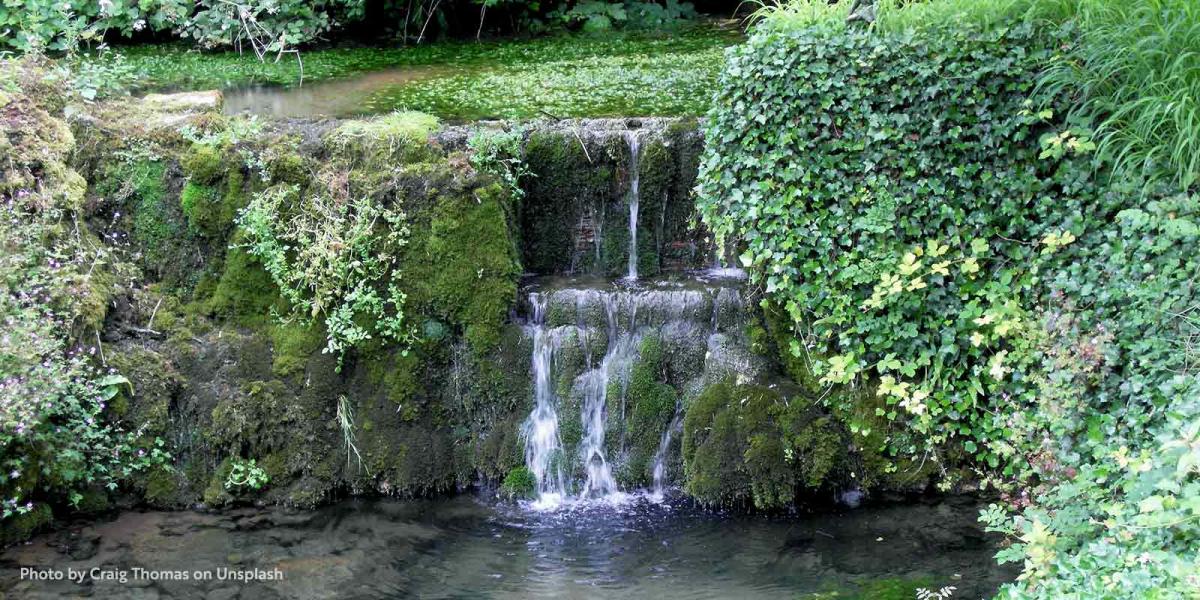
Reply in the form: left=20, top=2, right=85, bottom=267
left=696, top=9, right=1199, bottom=597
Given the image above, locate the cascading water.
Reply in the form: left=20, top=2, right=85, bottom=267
left=650, top=404, right=683, bottom=499
left=520, top=294, right=567, bottom=508
left=519, top=275, right=757, bottom=509
left=624, top=131, right=641, bottom=281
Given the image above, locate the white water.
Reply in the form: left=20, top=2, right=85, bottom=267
left=578, top=295, right=640, bottom=499
left=521, top=294, right=567, bottom=508
left=650, top=404, right=683, bottom=499
left=520, top=280, right=754, bottom=510
left=624, top=131, right=641, bottom=282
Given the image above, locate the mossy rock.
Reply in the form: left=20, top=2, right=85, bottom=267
left=325, top=111, right=440, bottom=169
left=207, top=242, right=281, bottom=323
left=501, top=466, right=536, bottom=500
left=682, top=379, right=847, bottom=509
left=181, top=142, right=224, bottom=184
left=0, top=504, right=53, bottom=545
left=402, top=180, right=521, bottom=355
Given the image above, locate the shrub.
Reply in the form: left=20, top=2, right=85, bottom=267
left=699, top=3, right=1198, bottom=594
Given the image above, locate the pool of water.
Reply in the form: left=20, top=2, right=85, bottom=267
left=1, top=493, right=1013, bottom=599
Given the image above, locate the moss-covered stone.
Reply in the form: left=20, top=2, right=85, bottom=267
left=402, top=180, right=521, bottom=355
left=501, top=466, right=536, bottom=499
left=0, top=503, right=52, bottom=546
left=682, top=379, right=847, bottom=509
left=181, top=142, right=224, bottom=184
left=618, top=335, right=677, bottom=486
left=207, top=242, right=280, bottom=323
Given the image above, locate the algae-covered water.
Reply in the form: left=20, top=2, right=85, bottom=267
left=2, top=494, right=1013, bottom=599
left=121, top=23, right=742, bottom=119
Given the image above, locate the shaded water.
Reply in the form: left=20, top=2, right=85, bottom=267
left=1, top=494, right=1013, bottom=599
left=221, top=65, right=455, bottom=118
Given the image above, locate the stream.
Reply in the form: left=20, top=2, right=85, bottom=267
left=1, top=494, right=1013, bottom=599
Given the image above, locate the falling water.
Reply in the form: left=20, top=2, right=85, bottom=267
left=624, top=131, right=641, bottom=281
left=520, top=279, right=756, bottom=508
left=577, top=295, right=639, bottom=499
left=651, top=404, right=683, bottom=499
left=521, top=294, right=567, bottom=508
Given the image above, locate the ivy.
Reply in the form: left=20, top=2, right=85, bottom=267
left=698, top=9, right=1199, bottom=596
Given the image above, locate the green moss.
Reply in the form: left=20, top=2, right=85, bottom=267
left=521, top=131, right=612, bottom=273
left=838, top=576, right=938, bottom=600
left=181, top=143, right=224, bottom=183
left=621, top=335, right=677, bottom=485
left=180, top=181, right=220, bottom=234
left=403, top=181, right=520, bottom=354
left=72, top=488, right=111, bottom=515
left=682, top=379, right=846, bottom=509
left=0, top=503, right=52, bottom=545
left=207, top=242, right=280, bottom=323
left=501, top=466, right=536, bottom=499
left=143, top=466, right=182, bottom=507
left=203, top=458, right=234, bottom=506
left=326, top=111, right=440, bottom=168
left=180, top=161, right=246, bottom=238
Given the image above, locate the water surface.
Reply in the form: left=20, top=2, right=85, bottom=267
left=2, top=494, right=1013, bottom=599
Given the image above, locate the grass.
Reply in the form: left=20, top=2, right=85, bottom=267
left=92, top=21, right=742, bottom=119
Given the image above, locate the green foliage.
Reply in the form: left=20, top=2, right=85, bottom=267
left=1, top=60, right=169, bottom=528
left=501, top=466, right=536, bottom=499
left=468, top=127, right=532, bottom=202
left=548, top=0, right=697, bottom=32
left=224, top=458, right=269, bottom=491
left=700, top=4, right=1199, bottom=595
left=0, top=0, right=365, bottom=52
left=237, top=183, right=416, bottom=367
left=698, top=20, right=1076, bottom=465
left=1029, top=0, right=1200, bottom=191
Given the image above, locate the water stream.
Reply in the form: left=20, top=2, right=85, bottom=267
left=624, top=131, right=641, bottom=282
left=0, top=495, right=1015, bottom=599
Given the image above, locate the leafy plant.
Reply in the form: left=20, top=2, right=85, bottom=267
left=698, top=3, right=1199, bottom=595
left=468, top=127, right=532, bottom=201
left=237, top=184, right=417, bottom=366
left=224, top=458, right=269, bottom=491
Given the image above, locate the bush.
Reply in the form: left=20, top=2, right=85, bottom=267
left=698, top=3, right=1198, bottom=595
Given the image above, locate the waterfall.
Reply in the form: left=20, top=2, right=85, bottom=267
left=650, top=404, right=683, bottom=499
left=519, top=278, right=757, bottom=509
left=624, top=131, right=641, bottom=281
left=577, top=295, right=639, bottom=498
left=520, top=293, right=567, bottom=508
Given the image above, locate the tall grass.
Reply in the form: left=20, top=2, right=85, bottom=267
left=1031, top=0, right=1200, bottom=191
left=746, top=0, right=1200, bottom=191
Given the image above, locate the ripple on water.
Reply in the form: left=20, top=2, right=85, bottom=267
left=0, top=494, right=1015, bottom=600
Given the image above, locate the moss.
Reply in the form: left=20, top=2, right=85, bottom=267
left=0, top=503, right=52, bottom=545
left=181, top=142, right=224, bottom=183
left=325, top=111, right=440, bottom=169
left=202, top=458, right=234, bottom=506
left=837, top=576, right=939, bottom=600
left=74, top=488, right=112, bottom=514
left=501, top=466, right=536, bottom=499
left=682, top=378, right=846, bottom=509
left=180, top=181, right=220, bottom=234
left=521, top=130, right=613, bottom=273
left=143, top=466, right=182, bottom=507
left=265, top=146, right=309, bottom=184
left=620, top=335, right=677, bottom=485
left=207, top=242, right=280, bottom=323
left=403, top=181, right=520, bottom=355
left=180, top=161, right=246, bottom=238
